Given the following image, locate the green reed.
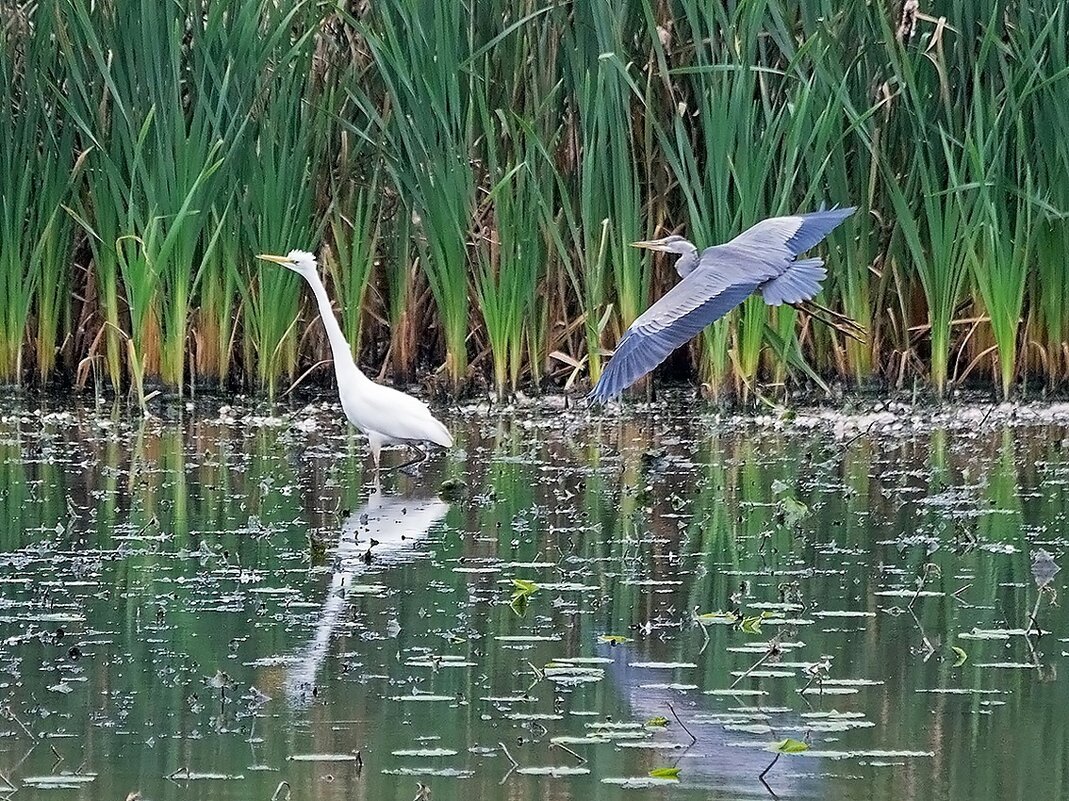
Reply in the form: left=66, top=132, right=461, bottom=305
left=348, top=1, right=478, bottom=387
left=0, top=8, right=77, bottom=381
left=238, top=76, right=325, bottom=396
left=60, top=0, right=220, bottom=401
left=0, top=0, right=1067, bottom=400
left=474, top=111, right=546, bottom=396
left=326, top=167, right=381, bottom=363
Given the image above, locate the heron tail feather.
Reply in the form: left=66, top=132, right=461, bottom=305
left=761, top=258, right=827, bottom=306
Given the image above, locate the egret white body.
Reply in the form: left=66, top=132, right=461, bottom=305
left=256, top=250, right=453, bottom=470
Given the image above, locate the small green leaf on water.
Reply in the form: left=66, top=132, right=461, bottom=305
left=648, top=767, right=681, bottom=779
left=509, top=593, right=529, bottom=617
left=598, top=634, right=633, bottom=646
left=645, top=716, right=669, bottom=728
left=509, top=579, right=539, bottom=616
left=740, top=615, right=764, bottom=635
left=777, top=496, right=810, bottom=527
left=767, top=738, right=809, bottom=754
left=952, top=646, right=968, bottom=667
left=511, top=578, right=539, bottom=596
left=695, top=610, right=737, bottom=623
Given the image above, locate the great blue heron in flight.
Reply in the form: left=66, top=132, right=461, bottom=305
left=589, top=207, right=861, bottom=402
left=256, top=250, right=453, bottom=471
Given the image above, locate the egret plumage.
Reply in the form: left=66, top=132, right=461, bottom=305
left=256, top=250, right=453, bottom=471
left=589, top=208, right=861, bottom=402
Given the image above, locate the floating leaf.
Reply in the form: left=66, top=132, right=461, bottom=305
left=740, top=615, right=764, bottom=635
left=1031, top=549, right=1060, bottom=589
left=598, top=634, right=633, bottom=646
left=777, top=496, right=810, bottom=527
left=511, top=578, right=539, bottom=596
left=509, top=578, right=539, bottom=616
left=767, top=738, right=809, bottom=754
left=392, top=748, right=458, bottom=758
left=648, top=767, right=681, bottom=780
left=951, top=646, right=968, bottom=667
left=516, top=766, right=591, bottom=776
left=695, top=610, right=737, bottom=624
left=645, top=716, right=669, bottom=728
left=510, top=593, right=529, bottom=617
left=289, top=753, right=361, bottom=762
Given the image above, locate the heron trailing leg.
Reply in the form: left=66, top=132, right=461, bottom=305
left=791, top=300, right=866, bottom=343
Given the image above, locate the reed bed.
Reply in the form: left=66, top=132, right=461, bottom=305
left=1, top=0, right=1067, bottom=401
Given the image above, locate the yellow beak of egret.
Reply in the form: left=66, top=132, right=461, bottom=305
left=256, top=253, right=291, bottom=266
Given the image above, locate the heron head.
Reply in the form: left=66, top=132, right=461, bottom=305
left=256, top=249, right=318, bottom=277
left=630, top=234, right=694, bottom=255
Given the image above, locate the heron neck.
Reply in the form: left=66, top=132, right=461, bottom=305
left=674, top=247, right=699, bottom=278
left=302, top=269, right=369, bottom=386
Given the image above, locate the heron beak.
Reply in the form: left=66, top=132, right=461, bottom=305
left=630, top=239, right=662, bottom=251
left=256, top=253, right=292, bottom=266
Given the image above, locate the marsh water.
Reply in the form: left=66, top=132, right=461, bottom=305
left=0, top=396, right=1066, bottom=801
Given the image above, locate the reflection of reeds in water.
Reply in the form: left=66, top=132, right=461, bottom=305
left=285, top=486, right=449, bottom=706
left=2, top=1, right=1068, bottom=399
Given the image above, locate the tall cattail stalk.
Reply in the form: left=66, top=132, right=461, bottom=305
left=0, top=0, right=1065, bottom=400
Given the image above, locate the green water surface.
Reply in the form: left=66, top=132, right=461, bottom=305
left=0, top=400, right=1065, bottom=800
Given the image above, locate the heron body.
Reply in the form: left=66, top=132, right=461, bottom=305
left=589, top=207, right=859, bottom=402
left=256, top=250, right=453, bottom=470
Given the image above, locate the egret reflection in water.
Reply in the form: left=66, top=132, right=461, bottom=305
left=0, top=404, right=1066, bottom=801
left=286, top=484, right=450, bottom=704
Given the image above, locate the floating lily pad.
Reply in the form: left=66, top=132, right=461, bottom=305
left=601, top=776, right=680, bottom=788
left=517, top=766, right=591, bottom=776
left=23, top=774, right=97, bottom=788
left=389, top=694, right=458, bottom=702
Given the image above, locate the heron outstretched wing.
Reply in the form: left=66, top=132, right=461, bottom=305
left=589, top=255, right=777, bottom=401
left=589, top=207, right=856, bottom=402
left=724, top=207, right=856, bottom=265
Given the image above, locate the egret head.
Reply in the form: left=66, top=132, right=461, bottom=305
left=630, top=234, right=695, bottom=255
left=256, top=249, right=318, bottom=277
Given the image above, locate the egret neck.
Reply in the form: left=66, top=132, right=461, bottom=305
left=302, top=268, right=370, bottom=390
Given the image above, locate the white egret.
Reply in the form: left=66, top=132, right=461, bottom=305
left=256, top=250, right=453, bottom=470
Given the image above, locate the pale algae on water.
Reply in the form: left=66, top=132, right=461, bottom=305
left=0, top=395, right=1065, bottom=800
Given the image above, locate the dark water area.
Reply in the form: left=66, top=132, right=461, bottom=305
left=0, top=397, right=1066, bottom=800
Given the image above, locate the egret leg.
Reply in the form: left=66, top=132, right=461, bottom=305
left=393, top=444, right=429, bottom=474
left=368, top=434, right=383, bottom=474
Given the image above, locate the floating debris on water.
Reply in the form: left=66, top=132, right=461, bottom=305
left=0, top=399, right=1065, bottom=800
